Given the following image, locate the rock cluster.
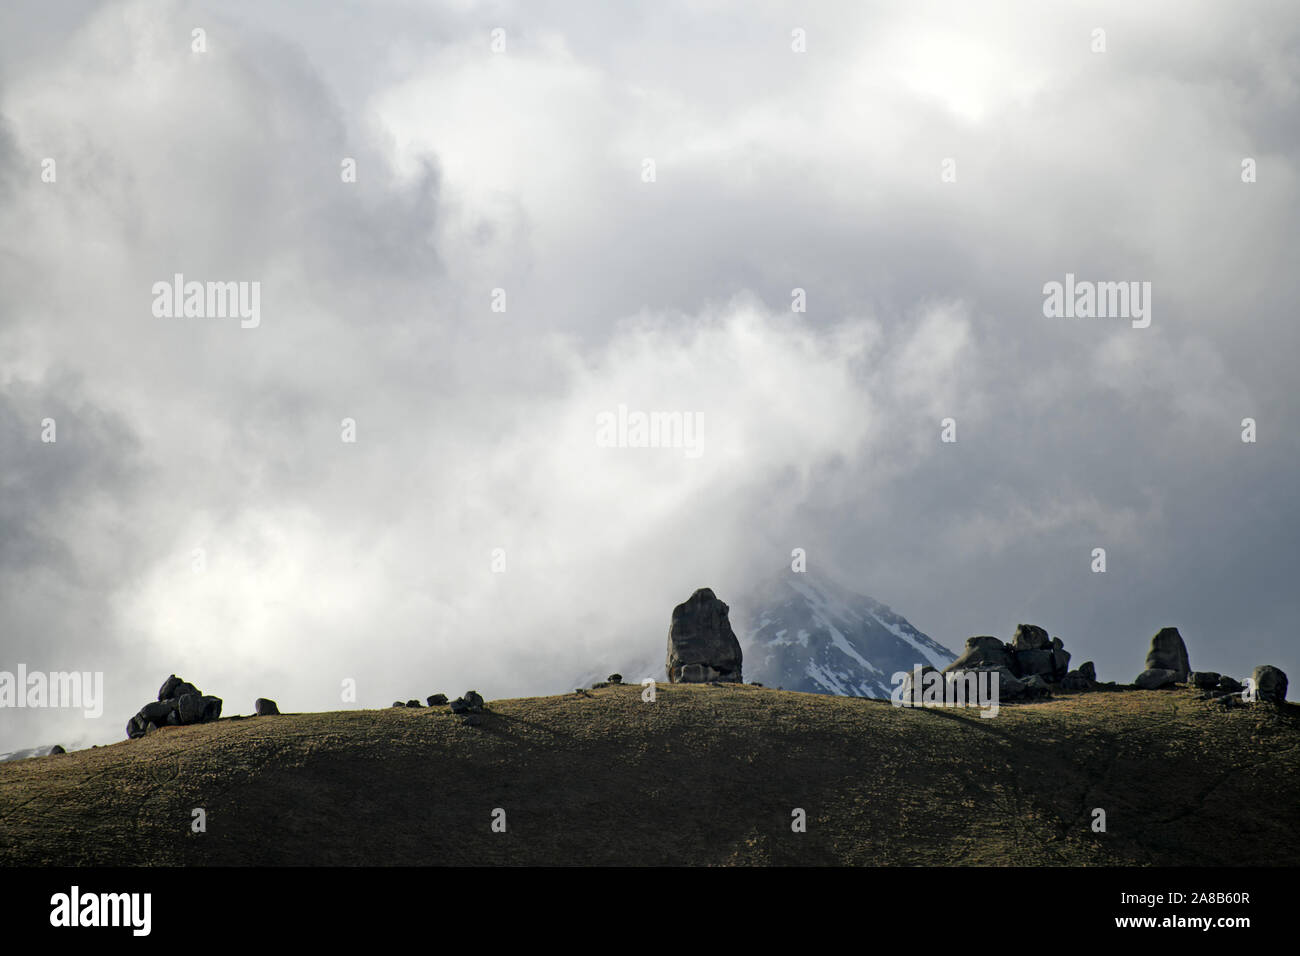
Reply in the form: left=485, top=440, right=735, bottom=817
left=391, top=693, right=451, bottom=707
left=1060, top=660, right=1098, bottom=690
left=126, top=675, right=222, bottom=739
left=1129, top=630, right=1288, bottom=705
left=666, top=588, right=743, bottom=683
left=449, top=690, right=484, bottom=714
left=940, top=625, right=1093, bottom=699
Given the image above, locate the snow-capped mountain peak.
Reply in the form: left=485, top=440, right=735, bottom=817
left=736, top=569, right=956, bottom=698
left=567, top=569, right=957, bottom=699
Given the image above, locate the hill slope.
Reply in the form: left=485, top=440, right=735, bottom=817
left=1, top=685, right=1296, bottom=866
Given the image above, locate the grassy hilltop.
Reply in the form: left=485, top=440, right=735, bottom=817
left=1, top=684, right=1297, bottom=866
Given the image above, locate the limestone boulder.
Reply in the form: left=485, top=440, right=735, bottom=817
left=666, top=588, right=743, bottom=683
left=1144, top=627, right=1191, bottom=682
left=1252, top=665, right=1288, bottom=703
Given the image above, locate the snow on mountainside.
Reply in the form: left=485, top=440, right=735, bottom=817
left=734, top=570, right=957, bottom=698
left=569, top=570, right=957, bottom=699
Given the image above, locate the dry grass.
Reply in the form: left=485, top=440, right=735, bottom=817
left=1, top=684, right=1296, bottom=865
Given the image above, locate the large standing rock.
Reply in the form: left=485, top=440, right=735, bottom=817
left=1021, top=674, right=1052, bottom=698
left=254, top=698, right=280, bottom=716
left=943, top=636, right=1014, bottom=674
left=1077, top=661, right=1097, bottom=682
left=1144, top=627, right=1191, bottom=682
left=1252, top=666, right=1289, bottom=703
left=667, top=588, right=743, bottom=683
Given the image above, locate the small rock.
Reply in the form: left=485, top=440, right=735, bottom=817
left=1217, top=676, right=1243, bottom=694
left=608, top=673, right=623, bottom=684
left=1022, top=674, right=1052, bottom=698
left=1134, top=668, right=1179, bottom=690
left=450, top=698, right=469, bottom=714
left=1060, top=666, right=1096, bottom=691
left=978, top=665, right=1027, bottom=699
left=1252, top=665, right=1288, bottom=703
left=1190, top=672, right=1220, bottom=689
left=392, top=701, right=405, bottom=708
left=463, top=690, right=485, bottom=711
left=427, top=694, right=448, bottom=706
left=254, top=698, right=280, bottom=716
left=406, top=699, right=422, bottom=708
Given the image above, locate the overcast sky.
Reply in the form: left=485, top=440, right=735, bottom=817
left=1, top=0, right=1297, bottom=753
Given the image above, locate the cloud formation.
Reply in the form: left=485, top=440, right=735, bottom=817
left=1, top=0, right=1297, bottom=751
